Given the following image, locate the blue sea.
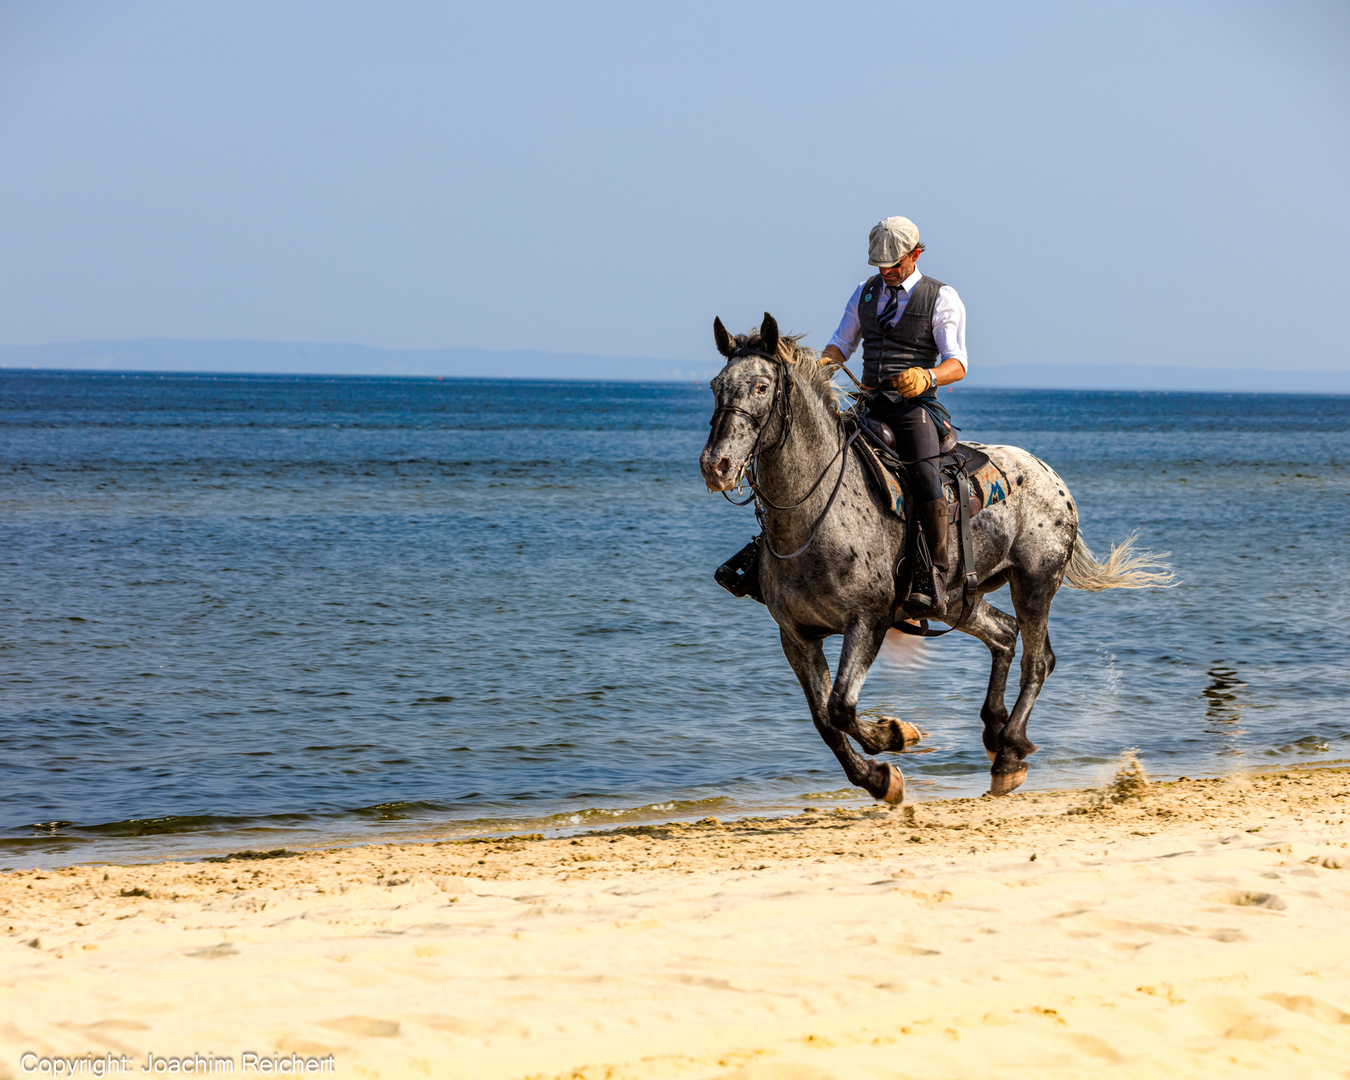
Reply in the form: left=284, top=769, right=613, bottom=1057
left=2, top=371, right=1347, bottom=869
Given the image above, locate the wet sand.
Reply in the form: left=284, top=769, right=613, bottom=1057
left=4, top=767, right=1350, bottom=1079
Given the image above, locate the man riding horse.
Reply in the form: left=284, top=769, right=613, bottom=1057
left=820, top=216, right=967, bottom=616
left=716, top=215, right=968, bottom=616
left=704, top=229, right=1173, bottom=799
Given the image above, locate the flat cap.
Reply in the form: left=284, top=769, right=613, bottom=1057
left=868, top=217, right=920, bottom=266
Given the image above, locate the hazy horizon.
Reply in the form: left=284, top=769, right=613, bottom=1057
left=3, top=337, right=1348, bottom=394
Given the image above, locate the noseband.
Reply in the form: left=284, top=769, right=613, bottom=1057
left=708, top=348, right=795, bottom=471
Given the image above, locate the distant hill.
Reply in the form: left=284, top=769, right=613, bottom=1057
left=1, top=339, right=1346, bottom=394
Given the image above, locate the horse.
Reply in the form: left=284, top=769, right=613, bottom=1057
left=699, top=313, right=1174, bottom=800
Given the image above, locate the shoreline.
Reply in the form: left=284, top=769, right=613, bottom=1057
left=5, top=757, right=1347, bottom=874
left=4, top=768, right=1350, bottom=1078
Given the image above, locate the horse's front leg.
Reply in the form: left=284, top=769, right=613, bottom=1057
left=829, top=618, right=910, bottom=801
left=822, top=617, right=905, bottom=750
left=779, top=626, right=904, bottom=804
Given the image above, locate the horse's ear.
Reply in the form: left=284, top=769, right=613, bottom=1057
left=713, top=316, right=736, bottom=358
left=760, top=313, right=780, bottom=358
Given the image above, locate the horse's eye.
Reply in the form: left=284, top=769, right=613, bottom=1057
left=755, top=383, right=769, bottom=395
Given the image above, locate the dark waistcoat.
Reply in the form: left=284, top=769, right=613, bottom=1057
left=859, top=273, right=946, bottom=404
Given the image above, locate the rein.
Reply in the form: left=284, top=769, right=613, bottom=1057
left=760, top=425, right=862, bottom=560
left=711, top=347, right=860, bottom=561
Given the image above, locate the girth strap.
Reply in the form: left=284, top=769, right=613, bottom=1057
left=958, top=472, right=978, bottom=594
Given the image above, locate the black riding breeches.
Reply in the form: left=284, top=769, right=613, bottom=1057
left=868, top=398, right=944, bottom=503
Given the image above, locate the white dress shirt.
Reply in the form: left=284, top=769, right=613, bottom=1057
left=826, top=270, right=968, bottom=371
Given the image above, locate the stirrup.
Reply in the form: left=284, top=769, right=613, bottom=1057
left=904, top=566, right=947, bottom=618
left=904, top=588, right=934, bottom=614
left=902, top=527, right=934, bottom=613
left=714, top=539, right=763, bottom=603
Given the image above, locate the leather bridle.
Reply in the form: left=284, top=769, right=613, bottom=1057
left=708, top=348, right=794, bottom=487
left=708, top=348, right=861, bottom=560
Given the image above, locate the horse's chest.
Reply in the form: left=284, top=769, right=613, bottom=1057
left=769, top=549, right=892, bottom=628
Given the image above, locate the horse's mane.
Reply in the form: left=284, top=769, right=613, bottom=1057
left=727, top=329, right=848, bottom=416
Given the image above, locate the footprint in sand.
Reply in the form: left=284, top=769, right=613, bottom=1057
left=713, top=1063, right=835, bottom=1080
left=82, top=1020, right=150, bottom=1032
left=66, top=1019, right=152, bottom=1054
left=186, top=942, right=237, bottom=959
left=274, top=1038, right=338, bottom=1056
left=1190, top=994, right=1285, bottom=1041
left=1212, top=889, right=1287, bottom=911
left=418, top=1015, right=529, bottom=1037
left=1262, top=993, right=1350, bottom=1024
left=1065, top=1033, right=1123, bottom=1063
left=317, top=1016, right=399, bottom=1038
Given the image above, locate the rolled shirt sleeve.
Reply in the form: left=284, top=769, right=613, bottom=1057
left=933, top=284, right=968, bottom=371
left=826, top=282, right=866, bottom=359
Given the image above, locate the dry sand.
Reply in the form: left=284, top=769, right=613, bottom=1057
left=4, top=766, right=1350, bottom=1079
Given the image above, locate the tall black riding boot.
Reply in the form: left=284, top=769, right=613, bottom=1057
left=913, top=499, right=950, bottom=616
left=714, top=538, right=765, bottom=604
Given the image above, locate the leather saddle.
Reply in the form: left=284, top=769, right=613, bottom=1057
left=859, top=415, right=992, bottom=522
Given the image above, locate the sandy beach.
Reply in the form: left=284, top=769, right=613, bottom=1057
left=4, top=766, right=1350, bottom=1079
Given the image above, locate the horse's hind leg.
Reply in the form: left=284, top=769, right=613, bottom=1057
left=958, top=598, right=1019, bottom=762
left=779, top=626, right=904, bottom=804
left=990, top=569, right=1060, bottom=795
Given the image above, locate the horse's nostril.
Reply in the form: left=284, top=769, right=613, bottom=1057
left=716, top=457, right=732, bottom=476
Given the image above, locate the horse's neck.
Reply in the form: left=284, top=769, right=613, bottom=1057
left=756, top=382, right=841, bottom=514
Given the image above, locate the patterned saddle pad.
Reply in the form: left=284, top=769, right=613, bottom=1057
left=856, top=439, right=1011, bottom=522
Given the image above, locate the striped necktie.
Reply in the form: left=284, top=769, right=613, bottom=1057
left=878, top=283, right=901, bottom=327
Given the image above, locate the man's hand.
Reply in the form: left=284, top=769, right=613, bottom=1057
left=890, top=368, right=935, bottom=398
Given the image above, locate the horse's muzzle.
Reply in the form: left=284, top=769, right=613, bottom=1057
left=699, top=449, right=738, bottom=491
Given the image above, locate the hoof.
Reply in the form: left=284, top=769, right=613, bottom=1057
left=879, top=763, right=906, bottom=805
left=988, top=767, right=1028, bottom=797
left=879, top=717, right=922, bottom=747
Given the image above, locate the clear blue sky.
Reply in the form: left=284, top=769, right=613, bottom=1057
left=1, top=1, right=1346, bottom=372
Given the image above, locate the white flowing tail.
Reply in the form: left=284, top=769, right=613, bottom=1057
left=1065, top=531, right=1176, bottom=591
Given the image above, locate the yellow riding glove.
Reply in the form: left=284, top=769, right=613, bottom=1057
left=890, top=367, right=934, bottom=398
